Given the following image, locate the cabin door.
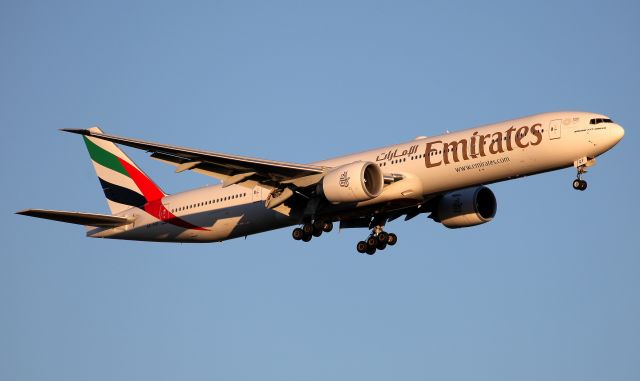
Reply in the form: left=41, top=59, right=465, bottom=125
left=252, top=186, right=263, bottom=202
left=549, top=119, right=562, bottom=140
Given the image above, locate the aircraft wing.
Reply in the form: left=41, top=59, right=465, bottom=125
left=16, top=209, right=133, bottom=228
left=62, top=129, right=327, bottom=188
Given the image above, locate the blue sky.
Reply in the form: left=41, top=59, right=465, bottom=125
left=1, top=1, right=638, bottom=380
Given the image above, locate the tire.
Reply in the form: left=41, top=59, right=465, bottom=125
left=377, top=232, right=388, bottom=244
left=376, top=241, right=387, bottom=250
left=292, top=228, right=304, bottom=241
left=366, top=246, right=376, bottom=255
left=322, top=221, right=333, bottom=233
left=366, top=236, right=377, bottom=247
left=573, top=179, right=582, bottom=190
left=301, top=234, right=312, bottom=242
left=356, top=241, right=368, bottom=253
left=302, top=223, right=314, bottom=235
left=387, top=233, right=398, bottom=246
left=312, top=227, right=323, bottom=237
left=580, top=180, right=588, bottom=191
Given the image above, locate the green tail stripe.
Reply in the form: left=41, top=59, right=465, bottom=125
left=83, top=136, right=129, bottom=177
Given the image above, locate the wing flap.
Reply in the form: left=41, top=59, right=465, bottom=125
left=16, top=209, right=133, bottom=228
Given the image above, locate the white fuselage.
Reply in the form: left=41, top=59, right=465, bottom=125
left=87, top=111, right=624, bottom=242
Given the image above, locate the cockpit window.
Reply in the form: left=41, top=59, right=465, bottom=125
left=590, top=118, right=614, bottom=124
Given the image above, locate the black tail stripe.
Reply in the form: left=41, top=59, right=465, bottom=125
left=98, top=178, right=147, bottom=207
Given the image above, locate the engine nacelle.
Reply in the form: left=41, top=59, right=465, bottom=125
left=435, top=186, right=497, bottom=228
left=319, top=161, right=384, bottom=204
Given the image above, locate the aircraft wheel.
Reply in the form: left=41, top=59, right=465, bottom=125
left=387, top=233, right=398, bottom=246
left=301, top=234, right=312, bottom=242
left=302, top=223, right=314, bottom=235
left=366, top=236, right=377, bottom=248
left=572, top=179, right=582, bottom=190
left=292, top=228, right=304, bottom=241
left=376, top=241, right=387, bottom=250
left=580, top=180, right=588, bottom=191
left=322, top=221, right=333, bottom=233
left=377, top=232, right=388, bottom=244
left=366, top=246, right=377, bottom=255
left=312, top=227, right=323, bottom=237
left=356, top=241, right=368, bottom=253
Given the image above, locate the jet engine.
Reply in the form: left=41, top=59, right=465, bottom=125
left=433, top=186, right=497, bottom=228
left=319, top=161, right=384, bottom=203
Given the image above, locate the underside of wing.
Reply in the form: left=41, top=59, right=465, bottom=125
left=62, top=129, right=327, bottom=188
left=16, top=209, right=133, bottom=228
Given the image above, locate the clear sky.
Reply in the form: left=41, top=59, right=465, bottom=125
left=1, top=1, right=638, bottom=380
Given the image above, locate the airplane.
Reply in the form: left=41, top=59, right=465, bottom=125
left=17, top=111, right=624, bottom=255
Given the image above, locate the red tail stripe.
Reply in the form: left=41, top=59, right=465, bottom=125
left=117, top=158, right=164, bottom=201
left=116, top=158, right=207, bottom=231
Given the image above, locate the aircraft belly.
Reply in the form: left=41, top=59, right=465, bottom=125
left=195, top=202, right=299, bottom=242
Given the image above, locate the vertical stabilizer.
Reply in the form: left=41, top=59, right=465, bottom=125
left=82, top=127, right=166, bottom=214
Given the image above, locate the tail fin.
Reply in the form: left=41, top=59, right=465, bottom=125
left=82, top=127, right=166, bottom=214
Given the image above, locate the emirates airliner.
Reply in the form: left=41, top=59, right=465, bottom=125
left=17, top=111, right=624, bottom=254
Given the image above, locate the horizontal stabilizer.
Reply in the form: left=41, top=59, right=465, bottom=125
left=16, top=209, right=133, bottom=228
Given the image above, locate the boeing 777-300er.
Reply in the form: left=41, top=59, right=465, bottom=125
left=17, top=111, right=624, bottom=254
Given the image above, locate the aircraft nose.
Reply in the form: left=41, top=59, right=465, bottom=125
left=612, top=124, right=625, bottom=142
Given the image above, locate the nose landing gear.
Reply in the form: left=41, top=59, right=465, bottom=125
left=572, top=156, right=595, bottom=191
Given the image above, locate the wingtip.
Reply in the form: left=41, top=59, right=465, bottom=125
left=60, top=128, right=90, bottom=135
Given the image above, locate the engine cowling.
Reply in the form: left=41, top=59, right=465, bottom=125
left=319, top=161, right=384, bottom=203
left=435, top=186, right=497, bottom=228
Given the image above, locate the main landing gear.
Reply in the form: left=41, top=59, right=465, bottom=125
left=292, top=220, right=333, bottom=243
left=356, top=226, right=397, bottom=255
left=292, top=219, right=398, bottom=256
